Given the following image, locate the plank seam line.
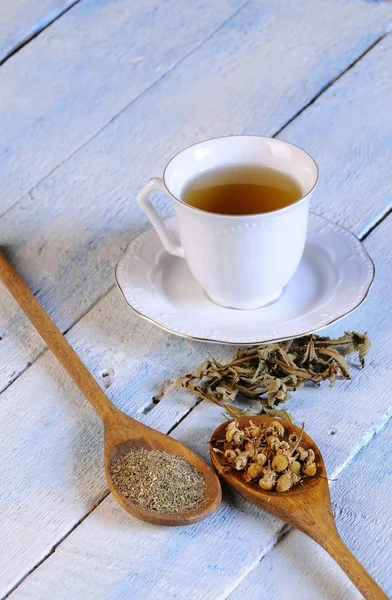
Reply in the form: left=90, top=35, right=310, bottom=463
left=167, top=397, right=203, bottom=435
left=0, top=0, right=252, bottom=221
left=223, top=413, right=392, bottom=599
left=362, top=206, right=392, bottom=241
left=0, top=1, right=82, bottom=67
left=273, top=32, right=389, bottom=139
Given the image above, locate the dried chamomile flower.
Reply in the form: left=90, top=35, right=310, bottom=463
left=247, top=421, right=261, bottom=438
left=255, top=452, right=267, bottom=466
left=266, top=435, right=280, bottom=449
left=290, top=472, right=301, bottom=485
left=224, top=449, right=237, bottom=461
left=272, top=454, right=289, bottom=472
left=265, top=426, right=276, bottom=437
left=234, top=452, right=250, bottom=471
left=288, top=432, right=299, bottom=445
left=297, top=447, right=308, bottom=461
left=244, top=440, right=256, bottom=456
left=302, top=462, right=317, bottom=477
left=271, top=421, right=285, bottom=437
left=247, top=462, right=264, bottom=479
left=289, top=460, right=301, bottom=476
left=277, top=441, right=290, bottom=451
left=233, top=430, right=245, bottom=447
left=306, top=449, right=315, bottom=464
left=259, top=468, right=277, bottom=491
left=276, top=472, right=292, bottom=492
left=225, top=420, right=239, bottom=442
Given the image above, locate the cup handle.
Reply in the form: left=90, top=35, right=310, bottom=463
left=136, top=177, right=185, bottom=259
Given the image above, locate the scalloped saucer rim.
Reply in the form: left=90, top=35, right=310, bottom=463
left=115, top=213, right=374, bottom=345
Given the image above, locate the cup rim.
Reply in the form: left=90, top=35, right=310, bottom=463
left=162, top=134, right=319, bottom=219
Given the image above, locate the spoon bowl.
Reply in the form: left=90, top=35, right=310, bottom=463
left=104, top=406, right=221, bottom=526
left=210, top=416, right=328, bottom=531
left=210, top=416, right=387, bottom=600
left=0, top=248, right=221, bottom=527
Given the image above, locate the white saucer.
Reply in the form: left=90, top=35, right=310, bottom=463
left=115, top=214, right=374, bottom=345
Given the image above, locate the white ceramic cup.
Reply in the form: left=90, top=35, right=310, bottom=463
left=137, top=136, right=318, bottom=309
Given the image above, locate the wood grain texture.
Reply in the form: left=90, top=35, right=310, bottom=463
left=277, top=33, right=392, bottom=239
left=229, top=419, right=392, bottom=600
left=1, top=1, right=391, bottom=394
left=0, top=0, right=246, bottom=215
left=4, top=212, right=392, bottom=599
left=0, top=0, right=78, bottom=63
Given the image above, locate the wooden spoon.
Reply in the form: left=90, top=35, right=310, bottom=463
left=210, top=416, right=388, bottom=600
left=0, top=249, right=221, bottom=526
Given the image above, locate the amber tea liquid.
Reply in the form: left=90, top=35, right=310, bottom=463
left=182, top=165, right=302, bottom=215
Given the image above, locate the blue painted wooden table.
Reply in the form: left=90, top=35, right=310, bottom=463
left=0, top=1, right=391, bottom=598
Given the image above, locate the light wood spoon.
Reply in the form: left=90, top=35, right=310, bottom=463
left=210, top=416, right=388, bottom=600
left=0, top=249, right=221, bottom=526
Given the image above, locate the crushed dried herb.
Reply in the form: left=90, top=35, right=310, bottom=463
left=166, top=332, right=370, bottom=420
left=110, top=449, right=205, bottom=513
left=212, top=419, right=317, bottom=492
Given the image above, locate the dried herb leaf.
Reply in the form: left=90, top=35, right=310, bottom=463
left=161, top=332, right=370, bottom=420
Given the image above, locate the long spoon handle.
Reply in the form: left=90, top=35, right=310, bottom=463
left=319, top=531, right=388, bottom=600
left=0, top=248, right=116, bottom=422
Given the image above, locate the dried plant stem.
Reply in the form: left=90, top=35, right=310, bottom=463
left=161, top=331, right=370, bottom=421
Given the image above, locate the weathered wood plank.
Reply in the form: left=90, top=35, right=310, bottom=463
left=0, top=0, right=246, bottom=215
left=4, top=211, right=392, bottom=598
left=1, top=3, right=392, bottom=595
left=229, top=420, right=392, bottom=599
left=1, top=2, right=391, bottom=394
left=277, top=32, right=392, bottom=239
left=0, top=0, right=78, bottom=64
